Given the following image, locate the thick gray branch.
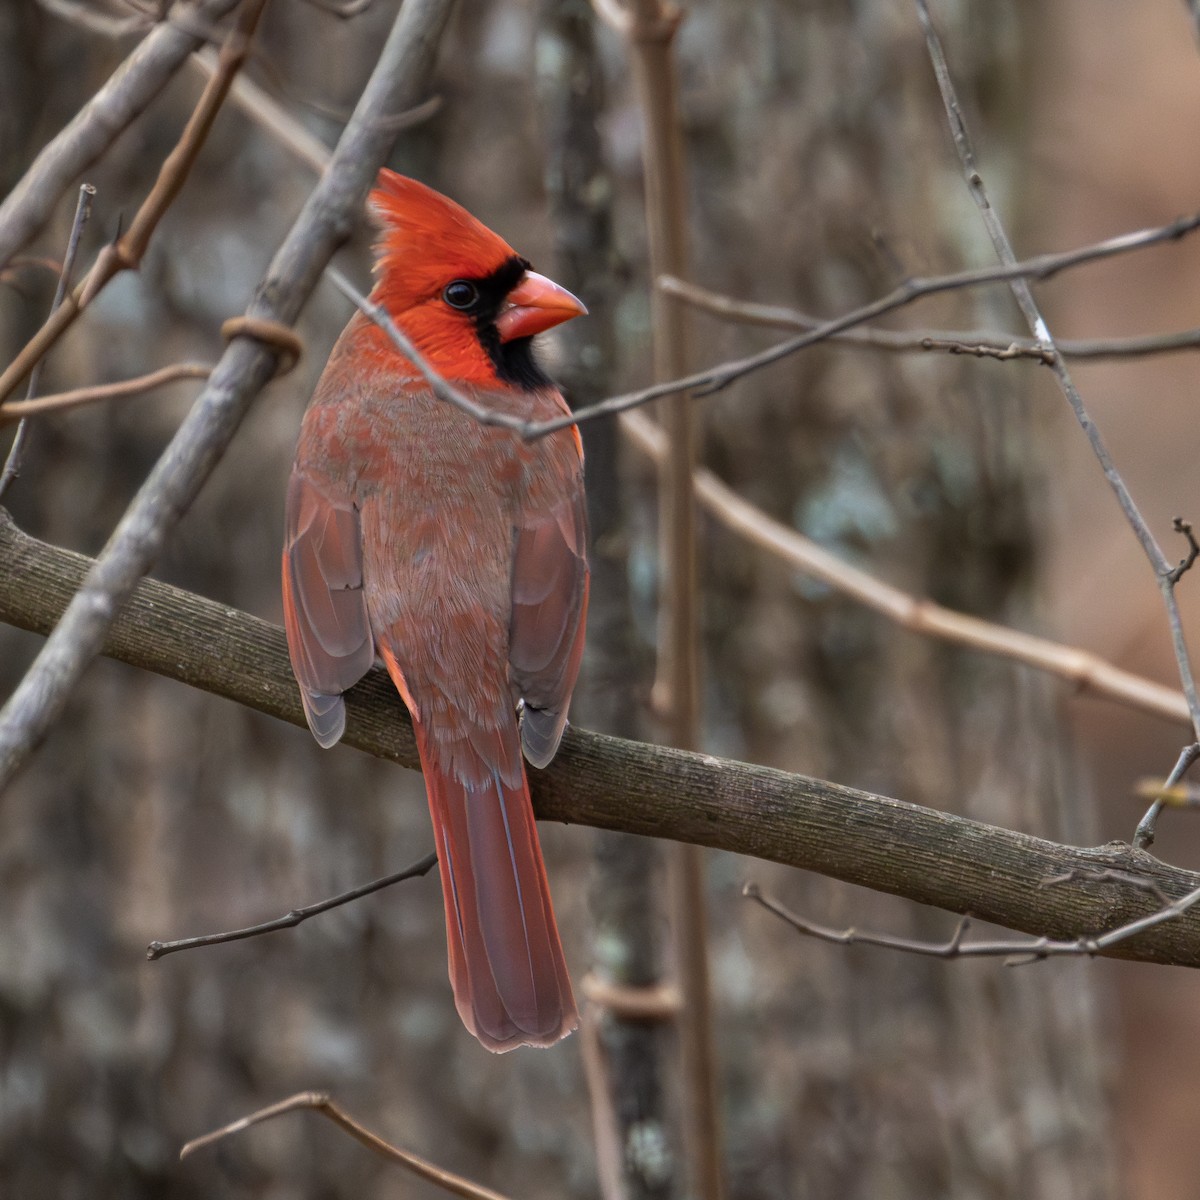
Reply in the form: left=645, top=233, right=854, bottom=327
left=3, top=508, right=1200, bottom=969
left=0, top=0, right=457, bottom=790
left=0, top=0, right=243, bottom=270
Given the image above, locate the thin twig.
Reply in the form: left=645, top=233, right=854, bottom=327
left=661, top=275, right=1200, bottom=364
left=1167, top=517, right=1200, bottom=585
left=0, top=0, right=269, bottom=405
left=914, top=0, right=1200, bottom=850
left=1135, top=743, right=1200, bottom=849
left=744, top=874, right=1200, bottom=963
left=190, top=46, right=443, bottom=176
left=0, top=362, right=213, bottom=424
left=146, top=851, right=438, bottom=959
left=581, top=973, right=681, bottom=1020
left=0, top=0, right=245, bottom=272
left=0, top=0, right=458, bottom=794
left=304, top=220, right=1200, bottom=451
left=620, top=409, right=1190, bottom=725
left=523, top=211, right=1200, bottom=440
left=0, top=184, right=94, bottom=502
left=180, top=1092, right=512, bottom=1200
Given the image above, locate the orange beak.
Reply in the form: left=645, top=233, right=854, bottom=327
left=494, top=271, right=587, bottom=343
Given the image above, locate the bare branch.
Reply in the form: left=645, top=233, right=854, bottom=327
left=580, top=1011, right=630, bottom=1200
left=620, top=409, right=1191, bottom=726
left=1167, top=516, right=1200, bottom=585
left=661, top=275, right=1200, bottom=364
left=0, top=0, right=244, bottom=271
left=0, top=0, right=268, bottom=405
left=9, top=511, right=1200, bottom=967
left=522, top=210, right=1200, bottom=439
left=0, top=0, right=459, bottom=794
left=180, top=1092, right=513, bottom=1200
left=0, top=362, right=213, bottom=424
left=744, top=874, right=1200, bottom=962
left=913, top=1, right=1200, bottom=848
left=146, top=851, right=438, bottom=959
left=1135, top=744, right=1200, bottom=849
left=0, top=183, right=93, bottom=501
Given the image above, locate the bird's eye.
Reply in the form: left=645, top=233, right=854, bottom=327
left=442, top=280, right=479, bottom=310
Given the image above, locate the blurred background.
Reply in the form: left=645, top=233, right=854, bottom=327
left=1, top=0, right=1199, bottom=1196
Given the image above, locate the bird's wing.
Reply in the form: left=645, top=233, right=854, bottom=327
left=282, top=468, right=375, bottom=748
left=509, top=442, right=589, bottom=769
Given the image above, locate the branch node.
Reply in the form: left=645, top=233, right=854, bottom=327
left=220, top=315, right=304, bottom=378
left=1166, top=516, right=1200, bottom=585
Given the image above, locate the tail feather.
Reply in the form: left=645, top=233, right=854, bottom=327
left=420, top=734, right=577, bottom=1051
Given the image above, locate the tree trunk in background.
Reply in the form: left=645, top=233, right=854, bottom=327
left=668, top=3, right=1116, bottom=1196
left=538, top=6, right=673, bottom=1198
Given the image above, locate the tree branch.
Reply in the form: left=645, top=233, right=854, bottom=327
left=181, top=1092, right=513, bottom=1200
left=0, top=0, right=458, bottom=793
left=660, top=275, right=1200, bottom=364
left=5, top=507, right=1200, bottom=968
left=914, top=0, right=1200, bottom=847
left=620, top=410, right=1191, bottom=727
left=0, top=0, right=268, bottom=405
left=0, top=0, right=245, bottom=271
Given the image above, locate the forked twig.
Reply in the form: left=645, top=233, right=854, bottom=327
left=744, top=871, right=1200, bottom=964
left=1167, top=517, right=1200, bottom=585
left=914, top=0, right=1200, bottom=849
left=147, top=851, right=438, bottom=960
left=661, top=275, right=1200, bottom=364
left=180, top=1092, right=512, bottom=1200
left=0, top=0, right=268, bottom=406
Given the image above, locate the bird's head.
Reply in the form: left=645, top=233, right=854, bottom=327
left=366, top=170, right=586, bottom=389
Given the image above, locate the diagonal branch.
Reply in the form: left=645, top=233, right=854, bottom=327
left=619, top=410, right=1191, bottom=726
left=0, top=0, right=458, bottom=795
left=7, top=508, right=1200, bottom=968
left=519, top=210, right=1200, bottom=439
left=660, top=275, right=1200, bottom=364
left=0, top=0, right=268, bottom=406
left=181, top=1092, right=512, bottom=1200
left=0, top=0, right=245, bottom=271
left=914, top=0, right=1200, bottom=848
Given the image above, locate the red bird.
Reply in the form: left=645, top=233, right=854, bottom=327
left=282, top=171, right=588, bottom=1052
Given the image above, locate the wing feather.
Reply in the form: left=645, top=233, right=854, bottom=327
left=509, top=484, right=589, bottom=769
left=282, top=470, right=375, bottom=748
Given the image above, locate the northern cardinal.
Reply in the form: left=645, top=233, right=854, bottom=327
left=282, top=171, right=588, bottom=1052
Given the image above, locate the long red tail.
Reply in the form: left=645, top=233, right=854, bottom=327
left=412, top=722, right=578, bottom=1052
